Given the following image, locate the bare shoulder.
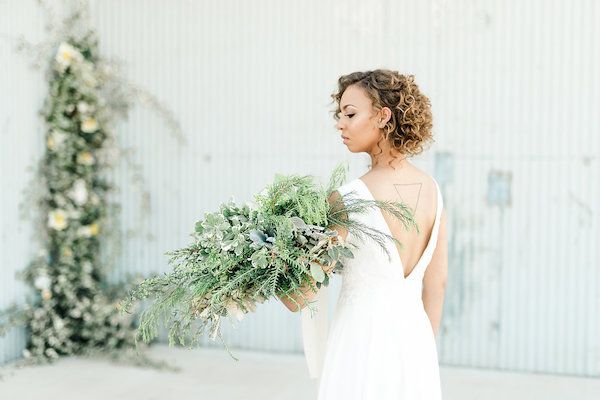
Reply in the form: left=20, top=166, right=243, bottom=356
left=360, top=162, right=436, bottom=191
left=358, top=162, right=438, bottom=221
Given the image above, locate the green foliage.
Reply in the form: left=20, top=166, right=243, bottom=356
left=0, top=6, right=178, bottom=371
left=120, top=163, right=418, bottom=360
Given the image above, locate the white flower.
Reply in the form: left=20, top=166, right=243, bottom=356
left=53, top=317, right=65, bottom=330
left=34, top=275, right=51, bottom=291
left=82, top=260, right=93, bottom=273
left=78, top=226, right=92, bottom=238
left=76, top=151, right=95, bottom=166
left=69, top=308, right=82, bottom=318
left=81, top=118, right=99, bottom=133
left=55, top=42, right=83, bottom=71
left=69, top=179, right=88, bottom=205
left=46, top=130, right=68, bottom=151
left=22, top=349, right=32, bottom=359
left=77, top=101, right=92, bottom=114
left=77, top=223, right=99, bottom=238
left=48, top=209, right=68, bottom=230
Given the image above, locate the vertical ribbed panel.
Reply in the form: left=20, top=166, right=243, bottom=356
left=426, top=0, right=600, bottom=378
left=2, top=0, right=599, bottom=377
left=0, top=0, right=64, bottom=365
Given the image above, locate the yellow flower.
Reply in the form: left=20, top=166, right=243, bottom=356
left=55, top=42, right=83, bottom=71
left=77, top=151, right=95, bottom=166
left=48, top=209, right=68, bottom=230
left=78, top=223, right=99, bottom=238
left=41, top=290, right=52, bottom=301
left=46, top=136, right=55, bottom=150
left=81, top=118, right=99, bottom=133
left=89, top=222, right=99, bottom=236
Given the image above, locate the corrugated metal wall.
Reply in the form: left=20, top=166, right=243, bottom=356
left=1, top=0, right=598, bottom=377
left=0, top=0, right=65, bottom=366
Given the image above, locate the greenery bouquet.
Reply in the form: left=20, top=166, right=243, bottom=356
left=118, top=163, right=418, bottom=359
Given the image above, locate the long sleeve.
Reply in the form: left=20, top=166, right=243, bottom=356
left=300, top=284, right=329, bottom=380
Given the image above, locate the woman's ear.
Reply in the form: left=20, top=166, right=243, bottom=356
left=378, top=107, right=392, bottom=127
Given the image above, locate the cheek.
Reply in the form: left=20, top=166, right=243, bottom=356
left=350, top=116, right=370, bottom=134
left=352, top=117, right=377, bottom=139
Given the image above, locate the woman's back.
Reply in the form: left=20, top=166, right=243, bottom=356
left=357, top=161, right=439, bottom=279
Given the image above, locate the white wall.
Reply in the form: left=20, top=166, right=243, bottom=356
left=1, top=0, right=598, bottom=377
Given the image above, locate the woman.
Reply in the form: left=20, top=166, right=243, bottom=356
left=281, top=69, right=448, bottom=399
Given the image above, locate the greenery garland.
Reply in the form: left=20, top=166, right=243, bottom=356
left=1, top=3, right=181, bottom=368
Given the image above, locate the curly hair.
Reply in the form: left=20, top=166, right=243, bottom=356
left=331, top=69, right=434, bottom=167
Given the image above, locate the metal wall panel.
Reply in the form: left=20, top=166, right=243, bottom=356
left=1, top=0, right=598, bottom=377
left=0, top=0, right=65, bottom=366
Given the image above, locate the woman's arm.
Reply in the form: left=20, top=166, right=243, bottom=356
left=422, top=209, right=448, bottom=337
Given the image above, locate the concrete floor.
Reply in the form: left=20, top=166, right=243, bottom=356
left=0, top=344, right=598, bottom=399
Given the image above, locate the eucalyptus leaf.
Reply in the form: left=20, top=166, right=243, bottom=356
left=309, top=261, right=325, bottom=283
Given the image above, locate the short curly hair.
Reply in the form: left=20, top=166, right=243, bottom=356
left=331, top=69, right=434, bottom=166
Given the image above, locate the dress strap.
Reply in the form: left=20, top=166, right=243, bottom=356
left=407, top=177, right=444, bottom=281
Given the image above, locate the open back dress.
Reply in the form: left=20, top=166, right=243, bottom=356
left=301, top=176, right=444, bottom=399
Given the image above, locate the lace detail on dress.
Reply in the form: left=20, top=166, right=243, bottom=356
left=337, top=273, right=373, bottom=308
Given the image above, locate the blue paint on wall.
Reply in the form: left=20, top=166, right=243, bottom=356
left=487, top=170, right=512, bottom=208
left=434, top=151, right=454, bottom=186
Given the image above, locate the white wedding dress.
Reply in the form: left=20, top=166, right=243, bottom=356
left=301, top=176, right=444, bottom=399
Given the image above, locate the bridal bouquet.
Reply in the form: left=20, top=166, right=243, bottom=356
left=118, top=163, right=417, bottom=359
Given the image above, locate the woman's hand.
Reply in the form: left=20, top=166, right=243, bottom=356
left=277, top=259, right=337, bottom=312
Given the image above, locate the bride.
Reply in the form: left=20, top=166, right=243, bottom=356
left=279, top=69, right=448, bottom=399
